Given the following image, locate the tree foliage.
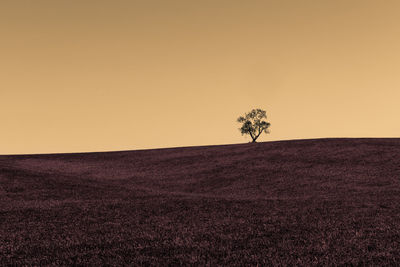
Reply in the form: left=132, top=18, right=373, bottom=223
left=237, top=109, right=271, bottom=143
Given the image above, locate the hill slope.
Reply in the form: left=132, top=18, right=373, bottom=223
left=1, top=138, right=400, bottom=265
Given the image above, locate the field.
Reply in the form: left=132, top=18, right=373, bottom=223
left=1, top=138, right=400, bottom=265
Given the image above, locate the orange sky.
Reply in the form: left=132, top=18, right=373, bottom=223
left=1, top=0, right=400, bottom=154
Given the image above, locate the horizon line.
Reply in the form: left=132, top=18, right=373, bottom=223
left=1, top=137, right=399, bottom=157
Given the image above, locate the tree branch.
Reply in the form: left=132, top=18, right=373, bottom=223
left=254, top=126, right=263, bottom=141
left=249, top=131, right=255, bottom=141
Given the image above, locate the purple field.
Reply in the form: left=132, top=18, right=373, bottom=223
left=1, top=138, right=400, bottom=265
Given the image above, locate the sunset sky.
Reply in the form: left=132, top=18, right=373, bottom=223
left=1, top=0, right=400, bottom=154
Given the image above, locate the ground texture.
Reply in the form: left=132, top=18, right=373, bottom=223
left=1, top=138, right=400, bottom=265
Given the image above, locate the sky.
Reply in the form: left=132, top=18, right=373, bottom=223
left=1, top=0, right=400, bottom=154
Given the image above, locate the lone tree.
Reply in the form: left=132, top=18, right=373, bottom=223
left=237, top=109, right=271, bottom=143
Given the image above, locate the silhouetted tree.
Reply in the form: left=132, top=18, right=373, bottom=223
left=237, top=109, right=271, bottom=143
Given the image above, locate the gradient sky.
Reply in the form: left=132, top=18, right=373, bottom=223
left=1, top=0, right=400, bottom=154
